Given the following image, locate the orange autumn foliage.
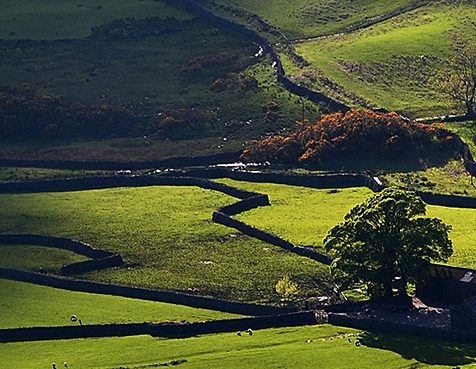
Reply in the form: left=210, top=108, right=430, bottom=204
left=240, top=109, right=456, bottom=166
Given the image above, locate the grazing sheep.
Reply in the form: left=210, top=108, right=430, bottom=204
left=246, top=328, right=253, bottom=336
left=237, top=331, right=242, bottom=336
left=64, top=362, right=68, bottom=368
left=355, top=339, right=361, bottom=347
left=52, top=363, right=56, bottom=369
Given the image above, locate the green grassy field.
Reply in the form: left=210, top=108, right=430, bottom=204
left=1, top=324, right=475, bottom=369
left=218, top=180, right=373, bottom=250
left=292, top=2, right=476, bottom=117
left=0, top=185, right=332, bottom=302
left=0, top=245, right=88, bottom=272
left=217, top=179, right=476, bottom=269
left=0, top=278, right=242, bottom=329
left=202, top=0, right=419, bottom=39
left=0, top=0, right=192, bottom=40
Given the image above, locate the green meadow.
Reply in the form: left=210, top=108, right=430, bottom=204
left=0, top=185, right=332, bottom=302
left=202, top=0, right=419, bottom=39
left=0, top=278, right=242, bottom=329
left=292, top=3, right=476, bottom=117
left=217, top=179, right=476, bottom=269
left=218, top=180, right=373, bottom=249
left=1, top=325, right=475, bottom=369
left=0, top=0, right=191, bottom=40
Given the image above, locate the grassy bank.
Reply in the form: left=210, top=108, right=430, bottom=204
left=292, top=3, right=476, bottom=117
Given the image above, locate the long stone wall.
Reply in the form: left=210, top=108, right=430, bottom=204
left=0, top=323, right=149, bottom=343
left=0, top=311, right=317, bottom=342
left=172, top=0, right=350, bottom=113
left=0, top=151, right=242, bottom=170
left=0, top=267, right=294, bottom=316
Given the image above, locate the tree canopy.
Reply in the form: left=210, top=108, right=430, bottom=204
left=324, top=188, right=453, bottom=299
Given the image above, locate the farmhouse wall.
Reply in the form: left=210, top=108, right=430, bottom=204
left=450, top=297, right=476, bottom=331
left=0, top=267, right=294, bottom=316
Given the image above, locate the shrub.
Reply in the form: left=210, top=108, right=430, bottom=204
left=241, top=109, right=457, bottom=167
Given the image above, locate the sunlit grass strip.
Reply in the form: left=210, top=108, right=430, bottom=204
left=0, top=278, right=243, bottom=329
left=0, top=324, right=471, bottom=369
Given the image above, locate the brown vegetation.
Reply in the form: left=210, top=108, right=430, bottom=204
left=240, top=109, right=457, bottom=167
left=0, top=83, right=137, bottom=140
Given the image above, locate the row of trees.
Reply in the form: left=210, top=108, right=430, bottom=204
left=240, top=109, right=456, bottom=166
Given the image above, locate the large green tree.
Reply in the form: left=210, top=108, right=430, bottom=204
left=324, top=188, right=453, bottom=299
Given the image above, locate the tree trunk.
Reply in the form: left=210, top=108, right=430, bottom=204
left=466, top=103, right=476, bottom=119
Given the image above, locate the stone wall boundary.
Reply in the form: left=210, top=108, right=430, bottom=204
left=0, top=233, right=124, bottom=276
left=0, top=267, right=294, bottom=316
left=0, top=311, right=317, bottom=343
left=212, top=211, right=333, bottom=265
left=172, top=0, right=349, bottom=112
left=0, top=151, right=242, bottom=170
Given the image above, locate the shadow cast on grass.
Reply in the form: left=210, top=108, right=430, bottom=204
left=360, top=331, right=476, bottom=367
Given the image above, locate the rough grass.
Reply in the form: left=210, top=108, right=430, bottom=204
left=382, top=159, right=476, bottom=197
left=0, top=0, right=192, bottom=40
left=1, top=325, right=476, bottom=368
left=0, top=185, right=331, bottom=302
left=0, top=278, right=243, bottom=329
left=0, top=16, right=321, bottom=158
left=293, top=3, right=476, bottom=117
